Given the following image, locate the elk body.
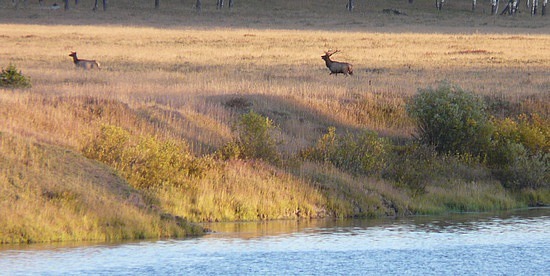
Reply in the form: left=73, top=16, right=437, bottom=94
left=321, top=50, right=353, bottom=76
left=69, top=51, right=101, bottom=70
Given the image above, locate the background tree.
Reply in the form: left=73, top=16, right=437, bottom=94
left=532, top=0, right=539, bottom=14
left=500, top=0, right=519, bottom=15
left=195, top=0, right=201, bottom=12
left=217, top=0, right=234, bottom=9
left=435, top=0, right=445, bottom=11
left=346, top=0, right=354, bottom=12
left=93, top=0, right=107, bottom=11
left=491, top=0, right=499, bottom=14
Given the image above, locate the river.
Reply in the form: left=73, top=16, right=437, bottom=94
left=2, top=208, right=549, bottom=275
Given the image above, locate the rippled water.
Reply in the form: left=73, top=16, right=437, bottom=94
left=2, top=208, right=549, bottom=275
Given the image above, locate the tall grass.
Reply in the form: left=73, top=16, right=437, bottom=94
left=0, top=132, right=202, bottom=244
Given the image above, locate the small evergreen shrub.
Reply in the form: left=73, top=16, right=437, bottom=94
left=407, top=82, right=492, bottom=156
left=0, top=64, right=32, bottom=88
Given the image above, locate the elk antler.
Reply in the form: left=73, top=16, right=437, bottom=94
left=325, top=49, right=341, bottom=57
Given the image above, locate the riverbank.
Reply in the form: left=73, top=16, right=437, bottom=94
left=2, top=209, right=549, bottom=274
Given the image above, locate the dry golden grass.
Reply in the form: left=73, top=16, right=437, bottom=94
left=1, top=24, right=548, bottom=152
left=0, top=0, right=548, bottom=243
left=0, top=133, right=202, bottom=243
left=155, top=160, right=327, bottom=222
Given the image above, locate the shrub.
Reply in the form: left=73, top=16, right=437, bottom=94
left=83, top=124, right=209, bottom=189
left=407, top=82, right=492, bottom=156
left=220, top=111, right=280, bottom=163
left=0, top=64, right=31, bottom=88
left=488, top=114, right=549, bottom=190
left=383, top=144, right=439, bottom=197
left=82, top=124, right=130, bottom=168
left=124, top=136, right=197, bottom=189
left=490, top=114, right=548, bottom=156
left=301, top=127, right=390, bottom=176
left=492, top=152, right=549, bottom=190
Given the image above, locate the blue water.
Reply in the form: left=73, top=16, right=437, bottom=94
left=2, top=208, right=549, bottom=275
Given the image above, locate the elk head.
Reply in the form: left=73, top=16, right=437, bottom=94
left=321, top=49, right=340, bottom=62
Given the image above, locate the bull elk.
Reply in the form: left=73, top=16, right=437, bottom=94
left=69, top=51, right=101, bottom=70
left=321, top=50, right=353, bottom=76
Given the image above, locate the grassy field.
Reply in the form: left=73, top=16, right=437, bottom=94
left=0, top=0, right=548, bottom=243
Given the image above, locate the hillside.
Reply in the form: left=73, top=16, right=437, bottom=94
left=0, top=132, right=204, bottom=243
left=0, top=0, right=548, bottom=244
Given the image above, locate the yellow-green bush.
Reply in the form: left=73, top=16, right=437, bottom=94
left=489, top=114, right=549, bottom=190
left=83, top=124, right=211, bottom=190
left=220, top=111, right=280, bottom=163
left=490, top=114, right=549, bottom=158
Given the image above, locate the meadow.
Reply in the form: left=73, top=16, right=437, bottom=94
left=0, top=0, right=548, bottom=243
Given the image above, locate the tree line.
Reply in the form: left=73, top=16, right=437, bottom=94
left=9, top=0, right=547, bottom=16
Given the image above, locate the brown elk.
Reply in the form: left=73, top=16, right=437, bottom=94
left=69, top=51, right=101, bottom=70
left=321, top=50, right=353, bottom=76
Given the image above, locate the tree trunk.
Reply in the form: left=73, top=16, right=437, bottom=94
left=500, top=2, right=510, bottom=14
left=472, top=0, right=476, bottom=11
left=532, top=0, right=538, bottom=14
left=491, top=0, right=499, bottom=14
left=228, top=0, right=233, bottom=9
left=512, top=0, right=518, bottom=14
left=346, top=0, right=354, bottom=12
left=155, top=0, right=160, bottom=9
left=436, top=0, right=445, bottom=11
left=542, top=0, right=547, bottom=15
left=217, top=0, right=223, bottom=9
left=64, top=0, right=69, bottom=10
left=195, top=0, right=201, bottom=12
left=93, top=0, right=106, bottom=11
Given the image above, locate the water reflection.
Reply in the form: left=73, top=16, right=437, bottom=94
left=203, top=207, right=549, bottom=239
left=1, top=208, right=549, bottom=275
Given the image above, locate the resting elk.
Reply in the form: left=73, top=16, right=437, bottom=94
left=321, top=50, right=353, bottom=76
left=69, top=51, right=101, bottom=70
